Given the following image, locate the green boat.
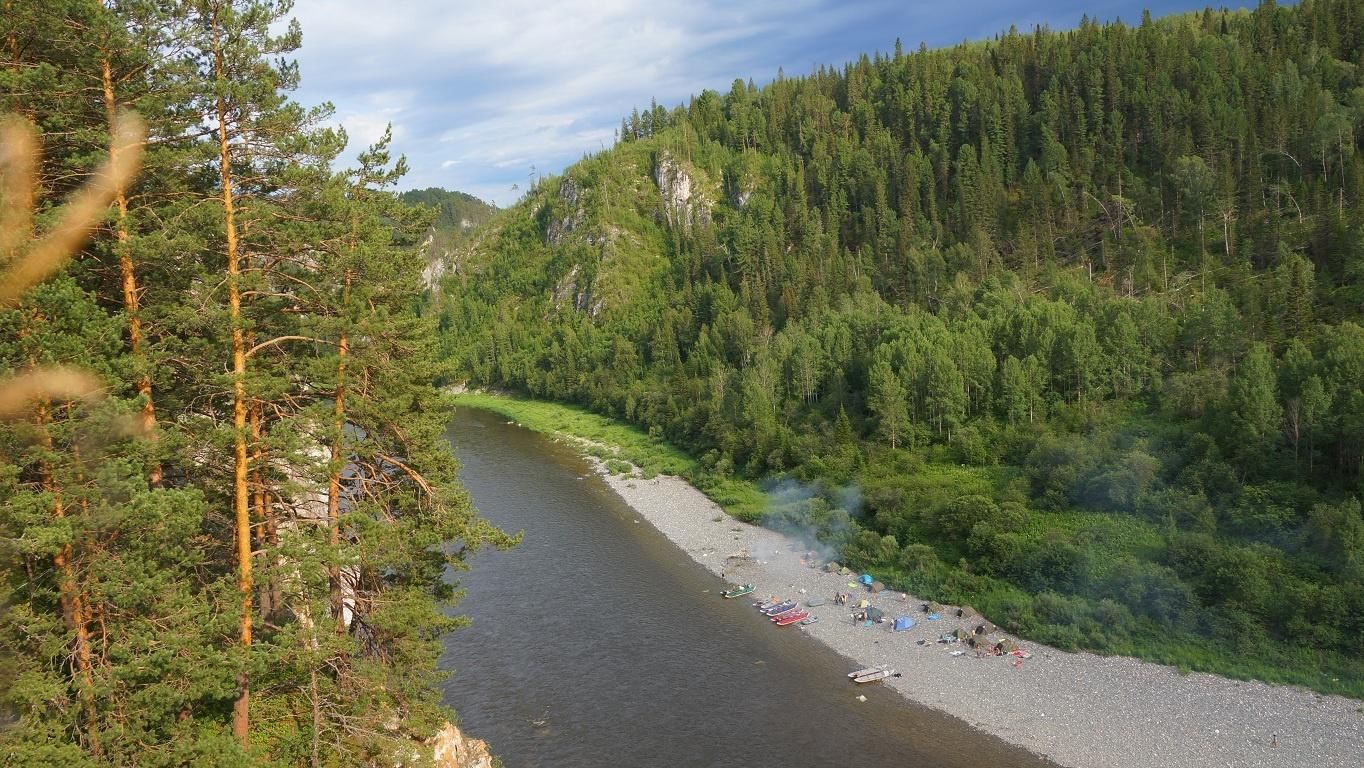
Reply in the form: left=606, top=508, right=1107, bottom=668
left=722, top=584, right=755, bottom=598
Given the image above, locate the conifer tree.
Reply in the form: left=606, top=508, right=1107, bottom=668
left=867, top=358, right=909, bottom=449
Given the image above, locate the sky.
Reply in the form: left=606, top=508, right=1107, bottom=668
left=287, top=1, right=1256, bottom=207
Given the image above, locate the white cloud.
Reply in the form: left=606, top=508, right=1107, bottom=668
left=285, top=0, right=1242, bottom=204
left=287, top=0, right=842, bottom=201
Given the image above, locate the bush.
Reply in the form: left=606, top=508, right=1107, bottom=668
left=897, top=543, right=941, bottom=573
left=950, top=425, right=992, bottom=465
left=935, top=494, right=1000, bottom=539
left=1202, top=605, right=1271, bottom=655
left=981, top=590, right=1037, bottom=634
left=1034, top=591, right=1092, bottom=627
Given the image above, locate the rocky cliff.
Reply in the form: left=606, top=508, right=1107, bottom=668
left=653, top=151, right=712, bottom=229
left=429, top=721, right=494, bottom=768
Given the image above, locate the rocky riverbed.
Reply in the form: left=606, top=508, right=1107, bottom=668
left=593, top=462, right=1364, bottom=768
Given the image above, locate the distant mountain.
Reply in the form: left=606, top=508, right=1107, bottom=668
left=400, top=188, right=497, bottom=286
left=402, top=187, right=497, bottom=234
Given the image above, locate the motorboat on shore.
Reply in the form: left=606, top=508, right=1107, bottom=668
left=755, top=597, right=783, bottom=611
left=847, top=665, right=887, bottom=679
left=763, top=600, right=798, bottom=616
left=853, top=668, right=901, bottom=684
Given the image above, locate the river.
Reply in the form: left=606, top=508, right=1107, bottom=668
left=440, top=406, right=1055, bottom=767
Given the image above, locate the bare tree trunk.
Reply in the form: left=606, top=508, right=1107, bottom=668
left=99, top=50, right=159, bottom=485
left=212, top=8, right=252, bottom=746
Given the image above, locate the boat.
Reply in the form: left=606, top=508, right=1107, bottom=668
left=847, top=665, right=887, bottom=679
left=755, top=597, right=782, bottom=611
left=774, top=610, right=809, bottom=626
left=763, top=600, right=796, bottom=619
left=853, top=668, right=900, bottom=684
left=722, top=584, right=755, bottom=599
left=770, top=605, right=803, bottom=619
left=799, top=615, right=819, bottom=626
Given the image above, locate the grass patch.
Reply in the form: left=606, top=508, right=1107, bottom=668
left=455, top=391, right=766, bottom=520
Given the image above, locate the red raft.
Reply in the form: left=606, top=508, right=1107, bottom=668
left=773, top=610, right=810, bottom=626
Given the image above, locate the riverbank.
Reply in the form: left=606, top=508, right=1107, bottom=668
left=589, top=462, right=1362, bottom=768
left=454, top=396, right=1363, bottom=767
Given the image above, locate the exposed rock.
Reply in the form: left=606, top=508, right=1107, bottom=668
left=654, top=151, right=711, bottom=230
left=550, top=264, right=601, bottom=318
left=430, top=721, right=493, bottom=768
left=552, top=264, right=582, bottom=307
left=546, top=177, right=585, bottom=245
left=420, top=229, right=463, bottom=290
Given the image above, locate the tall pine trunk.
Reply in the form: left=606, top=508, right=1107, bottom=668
left=211, top=8, right=252, bottom=745
left=99, top=48, right=159, bottom=485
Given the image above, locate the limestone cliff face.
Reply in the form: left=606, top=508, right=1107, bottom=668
left=654, top=151, right=712, bottom=229
left=420, top=230, right=450, bottom=289
left=429, top=721, right=494, bottom=768
left=546, top=177, right=585, bottom=245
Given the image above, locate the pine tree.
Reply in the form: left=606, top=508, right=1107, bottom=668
left=867, top=358, right=909, bottom=449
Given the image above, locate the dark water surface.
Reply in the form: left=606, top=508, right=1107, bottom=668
left=440, top=406, right=1054, bottom=767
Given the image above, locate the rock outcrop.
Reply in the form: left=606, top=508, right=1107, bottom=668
left=430, top=721, right=493, bottom=768
left=654, top=151, right=711, bottom=229
left=546, top=177, right=585, bottom=245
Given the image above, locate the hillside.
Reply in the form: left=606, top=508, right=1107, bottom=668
left=400, top=187, right=498, bottom=285
left=437, top=1, right=1364, bottom=695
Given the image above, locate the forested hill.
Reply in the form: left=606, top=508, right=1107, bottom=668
left=400, top=188, right=496, bottom=285
left=402, top=188, right=497, bottom=232
left=401, top=187, right=497, bottom=249
left=438, top=0, right=1364, bottom=695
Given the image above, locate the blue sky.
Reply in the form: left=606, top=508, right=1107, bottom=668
left=289, top=1, right=1254, bottom=207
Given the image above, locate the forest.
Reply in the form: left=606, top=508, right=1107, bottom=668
left=0, top=1, right=510, bottom=765
left=439, top=0, right=1364, bottom=695
left=400, top=188, right=497, bottom=263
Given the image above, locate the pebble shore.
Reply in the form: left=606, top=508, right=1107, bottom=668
left=592, top=461, right=1364, bottom=768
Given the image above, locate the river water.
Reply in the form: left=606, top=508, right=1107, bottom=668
left=440, top=406, right=1054, bottom=767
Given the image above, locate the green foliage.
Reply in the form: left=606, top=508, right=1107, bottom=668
left=440, top=1, right=1364, bottom=697
left=400, top=186, right=497, bottom=258
left=0, top=1, right=510, bottom=763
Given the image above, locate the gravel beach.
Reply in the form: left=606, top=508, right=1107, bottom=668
left=587, top=458, right=1364, bottom=768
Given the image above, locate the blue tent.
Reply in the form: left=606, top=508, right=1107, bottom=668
left=892, top=616, right=915, bottom=632
left=859, top=574, right=874, bottom=585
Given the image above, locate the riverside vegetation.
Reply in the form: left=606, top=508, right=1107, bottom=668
left=437, top=1, right=1364, bottom=698
left=0, top=1, right=511, bottom=765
